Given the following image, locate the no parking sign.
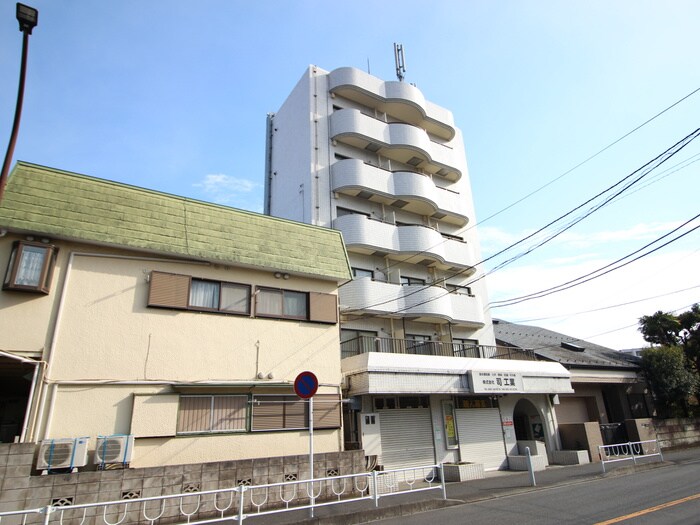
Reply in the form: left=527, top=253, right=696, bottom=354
left=294, top=371, right=318, bottom=399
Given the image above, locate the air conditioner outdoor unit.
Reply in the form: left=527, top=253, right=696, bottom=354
left=94, top=434, right=134, bottom=466
left=37, top=437, right=89, bottom=473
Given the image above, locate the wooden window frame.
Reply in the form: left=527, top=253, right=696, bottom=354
left=3, top=240, right=58, bottom=294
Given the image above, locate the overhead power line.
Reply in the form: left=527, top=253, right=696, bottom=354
left=344, top=129, right=700, bottom=315
left=475, top=85, right=700, bottom=227
left=512, top=283, right=700, bottom=323
left=338, top=86, right=700, bottom=288
left=490, top=213, right=700, bottom=308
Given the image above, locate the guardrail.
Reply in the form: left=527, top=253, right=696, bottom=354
left=0, top=464, right=446, bottom=525
left=598, top=439, right=663, bottom=473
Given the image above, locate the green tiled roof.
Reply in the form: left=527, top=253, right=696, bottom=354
left=0, top=162, right=352, bottom=281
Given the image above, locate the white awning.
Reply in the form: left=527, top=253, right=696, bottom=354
left=342, top=353, right=574, bottom=396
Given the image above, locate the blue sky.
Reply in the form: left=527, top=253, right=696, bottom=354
left=1, top=1, right=698, bottom=349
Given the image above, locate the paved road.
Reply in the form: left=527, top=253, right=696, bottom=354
left=371, top=456, right=700, bottom=524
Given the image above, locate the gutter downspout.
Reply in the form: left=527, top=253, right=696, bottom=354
left=19, top=361, right=40, bottom=442
left=31, top=251, right=214, bottom=441
left=264, top=113, right=275, bottom=215
left=35, top=251, right=75, bottom=441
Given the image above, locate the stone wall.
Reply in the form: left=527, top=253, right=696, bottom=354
left=0, top=442, right=366, bottom=520
left=653, top=418, right=700, bottom=449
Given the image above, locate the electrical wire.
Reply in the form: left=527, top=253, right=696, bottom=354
left=342, top=129, right=700, bottom=315
left=475, top=85, right=700, bottom=227
left=338, top=86, right=700, bottom=288
left=490, top=213, right=700, bottom=308
left=511, top=283, right=700, bottom=323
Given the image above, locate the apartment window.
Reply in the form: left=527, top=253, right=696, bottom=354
left=3, top=241, right=57, bottom=294
left=453, top=338, right=479, bottom=358
left=400, top=276, right=425, bottom=286
left=177, top=395, right=247, bottom=434
left=441, top=232, right=464, bottom=242
left=189, top=279, right=220, bottom=309
left=336, top=207, right=369, bottom=218
left=149, top=272, right=335, bottom=324
left=352, top=268, right=374, bottom=279
left=256, top=288, right=308, bottom=319
left=341, top=329, right=378, bottom=357
left=446, top=284, right=472, bottom=296
left=406, top=334, right=433, bottom=355
left=148, top=272, right=251, bottom=314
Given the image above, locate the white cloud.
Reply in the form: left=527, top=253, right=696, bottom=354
left=486, top=248, right=700, bottom=350
left=192, top=173, right=260, bottom=206
left=479, top=221, right=690, bottom=256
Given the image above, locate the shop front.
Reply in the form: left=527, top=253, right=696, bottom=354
left=343, top=353, right=574, bottom=470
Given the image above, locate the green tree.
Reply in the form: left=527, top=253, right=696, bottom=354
left=639, top=304, right=700, bottom=378
left=639, top=346, right=697, bottom=417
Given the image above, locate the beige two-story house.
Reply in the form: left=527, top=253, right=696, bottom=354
left=0, top=162, right=351, bottom=469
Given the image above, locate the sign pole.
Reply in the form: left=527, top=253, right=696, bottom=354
left=309, top=395, right=314, bottom=518
left=293, top=371, right=319, bottom=520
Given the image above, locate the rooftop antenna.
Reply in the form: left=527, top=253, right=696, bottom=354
left=394, top=43, right=406, bottom=82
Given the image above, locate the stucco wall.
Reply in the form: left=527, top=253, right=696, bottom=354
left=48, top=254, right=340, bottom=384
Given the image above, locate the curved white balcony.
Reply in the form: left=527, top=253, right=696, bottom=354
left=330, top=109, right=462, bottom=182
left=334, top=213, right=475, bottom=271
left=340, top=278, right=485, bottom=327
left=331, top=159, right=470, bottom=226
left=328, top=67, right=456, bottom=141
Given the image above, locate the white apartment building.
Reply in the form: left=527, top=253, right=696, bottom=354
left=265, top=65, right=574, bottom=470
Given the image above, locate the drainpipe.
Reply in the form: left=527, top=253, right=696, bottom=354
left=19, top=361, right=40, bottom=442
left=35, top=251, right=76, bottom=441
left=264, top=113, right=275, bottom=215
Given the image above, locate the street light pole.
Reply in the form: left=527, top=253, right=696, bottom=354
left=0, top=3, right=39, bottom=204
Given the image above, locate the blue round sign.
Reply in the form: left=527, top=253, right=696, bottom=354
left=294, top=371, right=318, bottom=399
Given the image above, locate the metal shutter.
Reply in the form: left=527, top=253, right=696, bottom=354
left=456, top=408, right=507, bottom=471
left=378, top=409, right=435, bottom=469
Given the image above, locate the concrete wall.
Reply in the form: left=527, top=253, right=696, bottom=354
left=653, top=418, right=700, bottom=449
left=0, top=443, right=365, bottom=519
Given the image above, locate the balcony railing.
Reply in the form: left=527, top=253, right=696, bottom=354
left=340, top=336, right=537, bottom=361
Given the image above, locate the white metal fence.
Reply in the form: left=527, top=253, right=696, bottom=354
left=0, top=464, right=446, bottom=525
left=598, top=439, right=663, bottom=473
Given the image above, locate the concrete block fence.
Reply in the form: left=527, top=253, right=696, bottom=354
left=0, top=443, right=366, bottom=517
